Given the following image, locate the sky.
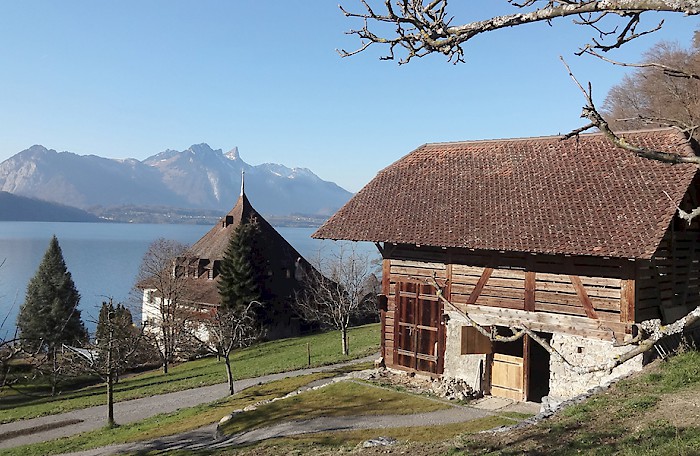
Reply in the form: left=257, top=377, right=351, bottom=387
left=0, top=2, right=698, bottom=193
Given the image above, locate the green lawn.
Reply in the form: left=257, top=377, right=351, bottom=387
left=218, top=380, right=452, bottom=436
left=0, top=370, right=355, bottom=456
left=0, top=323, right=379, bottom=423
left=3, top=370, right=475, bottom=456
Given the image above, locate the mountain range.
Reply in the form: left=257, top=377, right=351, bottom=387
left=0, top=144, right=352, bottom=220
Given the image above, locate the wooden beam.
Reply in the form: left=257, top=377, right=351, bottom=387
left=461, top=304, right=630, bottom=341
left=569, top=275, right=599, bottom=319
left=467, top=267, right=493, bottom=305
left=524, top=271, right=535, bottom=311
left=382, top=259, right=391, bottom=295
left=522, top=335, right=531, bottom=402
left=620, top=279, right=636, bottom=324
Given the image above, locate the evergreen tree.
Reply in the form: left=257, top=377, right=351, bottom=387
left=96, top=301, right=134, bottom=350
left=17, top=235, right=87, bottom=353
left=217, top=216, right=267, bottom=314
left=95, top=299, right=138, bottom=357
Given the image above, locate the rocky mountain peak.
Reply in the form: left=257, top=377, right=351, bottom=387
left=187, top=143, right=220, bottom=156
left=226, top=147, right=240, bottom=161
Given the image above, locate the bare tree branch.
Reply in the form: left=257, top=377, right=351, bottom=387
left=560, top=57, right=700, bottom=165
left=583, top=47, right=700, bottom=79
left=339, top=1, right=700, bottom=64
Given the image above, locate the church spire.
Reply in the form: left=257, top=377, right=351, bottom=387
left=240, top=170, right=245, bottom=197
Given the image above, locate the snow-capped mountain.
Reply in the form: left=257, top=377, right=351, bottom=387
left=0, top=144, right=352, bottom=216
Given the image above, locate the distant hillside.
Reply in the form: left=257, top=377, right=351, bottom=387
left=0, top=144, right=353, bottom=218
left=0, top=192, right=102, bottom=222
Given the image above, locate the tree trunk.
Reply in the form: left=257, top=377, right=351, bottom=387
left=107, top=370, right=115, bottom=428
left=50, top=346, right=58, bottom=396
left=107, top=313, right=116, bottom=427
left=224, top=353, right=235, bottom=395
left=341, top=327, right=349, bottom=356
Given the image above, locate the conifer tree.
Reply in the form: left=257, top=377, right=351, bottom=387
left=217, top=216, right=267, bottom=314
left=17, top=235, right=87, bottom=353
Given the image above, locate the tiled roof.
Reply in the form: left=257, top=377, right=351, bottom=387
left=313, top=129, right=698, bottom=259
left=183, top=192, right=312, bottom=305
left=189, top=193, right=257, bottom=261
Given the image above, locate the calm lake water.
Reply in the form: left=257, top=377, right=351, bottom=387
left=0, top=222, right=378, bottom=339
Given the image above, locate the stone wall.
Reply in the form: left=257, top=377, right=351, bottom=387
left=442, top=310, right=488, bottom=391
left=548, top=333, right=644, bottom=401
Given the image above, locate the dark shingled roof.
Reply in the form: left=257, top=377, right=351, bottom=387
left=313, top=129, right=698, bottom=260
left=191, top=192, right=263, bottom=261
left=182, top=191, right=312, bottom=305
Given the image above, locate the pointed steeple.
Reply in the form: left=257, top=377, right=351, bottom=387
left=240, top=170, right=245, bottom=197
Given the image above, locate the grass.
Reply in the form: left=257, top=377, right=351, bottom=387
left=0, top=368, right=363, bottom=456
left=0, top=323, right=379, bottom=423
left=457, top=350, right=700, bottom=456
left=218, top=380, right=452, bottom=436
left=2, top=363, right=460, bottom=456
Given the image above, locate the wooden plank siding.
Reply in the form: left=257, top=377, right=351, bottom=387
left=635, top=230, right=700, bottom=323
left=382, top=247, right=633, bottom=348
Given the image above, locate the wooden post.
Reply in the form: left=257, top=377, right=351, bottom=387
left=524, top=272, right=535, bottom=311
left=307, top=342, right=311, bottom=367
left=620, top=279, right=636, bottom=324
left=522, top=335, right=531, bottom=402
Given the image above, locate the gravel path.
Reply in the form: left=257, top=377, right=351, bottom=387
left=60, top=406, right=497, bottom=456
left=0, top=354, right=378, bottom=449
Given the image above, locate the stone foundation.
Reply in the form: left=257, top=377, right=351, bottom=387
left=548, top=333, right=643, bottom=401
left=442, top=311, right=487, bottom=392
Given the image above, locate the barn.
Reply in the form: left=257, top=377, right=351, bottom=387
left=313, top=129, right=700, bottom=403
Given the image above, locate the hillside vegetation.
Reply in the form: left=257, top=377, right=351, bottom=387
left=458, top=350, right=700, bottom=456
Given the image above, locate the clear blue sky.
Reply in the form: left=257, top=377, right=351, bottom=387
left=0, top=2, right=697, bottom=192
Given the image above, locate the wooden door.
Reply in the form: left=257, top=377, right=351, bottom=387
left=394, top=282, right=444, bottom=374
left=491, top=353, right=524, bottom=400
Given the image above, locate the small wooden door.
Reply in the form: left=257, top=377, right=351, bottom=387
left=394, top=282, right=444, bottom=374
left=491, top=353, right=524, bottom=401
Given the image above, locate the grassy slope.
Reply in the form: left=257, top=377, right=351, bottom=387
left=0, top=324, right=379, bottom=423
left=155, top=350, right=700, bottom=456
left=458, top=350, right=700, bottom=456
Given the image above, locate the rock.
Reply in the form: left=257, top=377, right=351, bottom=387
left=362, top=436, right=397, bottom=448
left=434, top=378, right=478, bottom=401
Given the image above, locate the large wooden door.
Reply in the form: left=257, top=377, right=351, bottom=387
left=491, top=353, right=524, bottom=400
left=394, top=282, right=444, bottom=374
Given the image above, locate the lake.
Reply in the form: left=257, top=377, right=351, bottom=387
left=0, top=222, right=378, bottom=339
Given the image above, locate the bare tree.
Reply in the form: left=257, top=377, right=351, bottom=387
left=136, top=238, right=199, bottom=374
left=295, top=246, right=379, bottom=356
left=197, top=301, right=261, bottom=395
left=67, top=299, right=145, bottom=427
left=603, top=36, right=700, bottom=139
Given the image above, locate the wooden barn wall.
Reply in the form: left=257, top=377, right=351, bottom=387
left=381, top=245, right=635, bottom=354
left=636, top=230, right=700, bottom=323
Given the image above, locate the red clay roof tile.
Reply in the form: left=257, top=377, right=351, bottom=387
left=313, top=129, right=698, bottom=259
